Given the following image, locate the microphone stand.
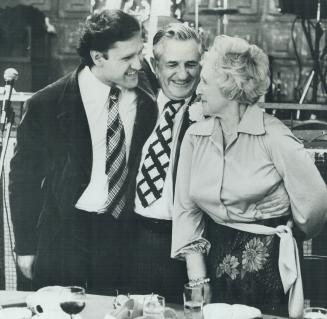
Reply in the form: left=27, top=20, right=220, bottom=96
left=0, top=79, right=16, bottom=180
left=297, top=0, right=327, bottom=119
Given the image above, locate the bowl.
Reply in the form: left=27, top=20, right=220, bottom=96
left=303, top=307, right=327, bottom=319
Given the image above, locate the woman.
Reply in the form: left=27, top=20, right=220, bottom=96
left=171, top=35, right=327, bottom=318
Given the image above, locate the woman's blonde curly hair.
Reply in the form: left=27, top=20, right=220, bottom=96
left=203, top=35, right=271, bottom=105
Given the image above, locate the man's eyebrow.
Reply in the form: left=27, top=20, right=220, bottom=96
left=120, top=46, right=144, bottom=60
left=121, top=53, right=133, bottom=59
left=165, top=59, right=199, bottom=63
left=121, top=52, right=138, bottom=60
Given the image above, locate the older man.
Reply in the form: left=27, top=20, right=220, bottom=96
left=124, top=23, right=202, bottom=303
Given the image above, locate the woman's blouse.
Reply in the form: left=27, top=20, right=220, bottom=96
left=171, top=105, right=327, bottom=258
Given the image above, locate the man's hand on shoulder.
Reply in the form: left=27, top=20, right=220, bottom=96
left=17, top=255, right=35, bottom=279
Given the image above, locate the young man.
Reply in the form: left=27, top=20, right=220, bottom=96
left=9, top=10, right=157, bottom=294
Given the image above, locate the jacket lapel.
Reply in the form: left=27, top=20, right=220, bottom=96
left=172, top=92, right=197, bottom=197
left=56, top=66, right=92, bottom=176
left=55, top=66, right=157, bottom=183
left=128, top=69, right=158, bottom=169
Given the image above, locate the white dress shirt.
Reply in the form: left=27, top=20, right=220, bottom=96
left=76, top=66, right=137, bottom=213
left=134, top=90, right=190, bottom=220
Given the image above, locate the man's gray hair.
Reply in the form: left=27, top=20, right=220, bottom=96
left=152, top=23, right=203, bottom=60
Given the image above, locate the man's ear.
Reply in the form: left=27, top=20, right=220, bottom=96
left=90, top=50, right=104, bottom=66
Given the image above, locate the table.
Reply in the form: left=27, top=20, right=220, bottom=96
left=0, top=290, right=287, bottom=319
left=1, top=290, right=123, bottom=319
left=0, top=290, right=185, bottom=319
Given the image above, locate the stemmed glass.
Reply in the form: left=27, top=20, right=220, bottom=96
left=60, top=286, right=86, bottom=319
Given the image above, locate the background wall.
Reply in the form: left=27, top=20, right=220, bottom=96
left=182, top=0, right=327, bottom=104
left=0, top=0, right=91, bottom=92
left=0, top=0, right=326, bottom=103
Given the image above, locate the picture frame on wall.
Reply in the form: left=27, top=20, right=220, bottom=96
left=122, top=0, right=152, bottom=42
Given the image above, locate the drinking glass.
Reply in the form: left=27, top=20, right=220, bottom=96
left=303, top=307, right=327, bottom=319
left=143, top=294, right=165, bottom=319
left=59, top=286, right=86, bottom=319
left=183, top=283, right=204, bottom=319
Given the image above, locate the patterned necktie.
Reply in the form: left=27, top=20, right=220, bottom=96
left=136, top=99, right=184, bottom=207
left=105, top=87, right=128, bottom=218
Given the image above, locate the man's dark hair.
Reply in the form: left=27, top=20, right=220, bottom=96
left=77, top=9, right=141, bottom=67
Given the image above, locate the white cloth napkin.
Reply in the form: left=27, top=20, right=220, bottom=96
left=221, top=222, right=304, bottom=318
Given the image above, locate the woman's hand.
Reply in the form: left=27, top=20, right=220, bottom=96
left=185, top=252, right=212, bottom=303
left=186, top=253, right=207, bottom=280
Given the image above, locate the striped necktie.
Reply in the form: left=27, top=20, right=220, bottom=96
left=136, top=99, right=184, bottom=207
left=105, top=87, right=128, bottom=218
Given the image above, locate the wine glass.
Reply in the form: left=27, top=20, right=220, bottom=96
left=60, top=286, right=86, bottom=319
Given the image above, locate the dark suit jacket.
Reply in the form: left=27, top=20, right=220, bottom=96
left=9, top=65, right=158, bottom=256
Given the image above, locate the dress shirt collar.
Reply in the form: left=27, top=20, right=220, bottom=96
left=157, top=90, right=171, bottom=113
left=237, top=104, right=265, bottom=135
left=83, top=65, right=157, bottom=104
left=80, top=66, right=111, bottom=103
left=189, top=104, right=266, bottom=136
left=157, top=89, right=191, bottom=113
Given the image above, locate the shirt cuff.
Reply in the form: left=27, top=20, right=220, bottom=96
left=172, top=239, right=211, bottom=260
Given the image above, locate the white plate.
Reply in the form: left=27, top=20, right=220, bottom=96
left=31, top=313, right=72, bottom=319
left=26, top=286, right=64, bottom=314
left=203, top=303, right=262, bottom=319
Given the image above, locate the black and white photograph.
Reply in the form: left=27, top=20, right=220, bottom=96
left=0, top=1, right=327, bottom=319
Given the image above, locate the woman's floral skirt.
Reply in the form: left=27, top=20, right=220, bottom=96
left=206, top=216, right=290, bottom=316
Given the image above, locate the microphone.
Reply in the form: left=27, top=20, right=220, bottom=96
left=1, top=68, right=19, bottom=129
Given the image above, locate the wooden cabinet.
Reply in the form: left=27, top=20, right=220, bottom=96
left=0, top=0, right=90, bottom=92
left=58, top=0, right=90, bottom=18
left=20, top=0, right=52, bottom=11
